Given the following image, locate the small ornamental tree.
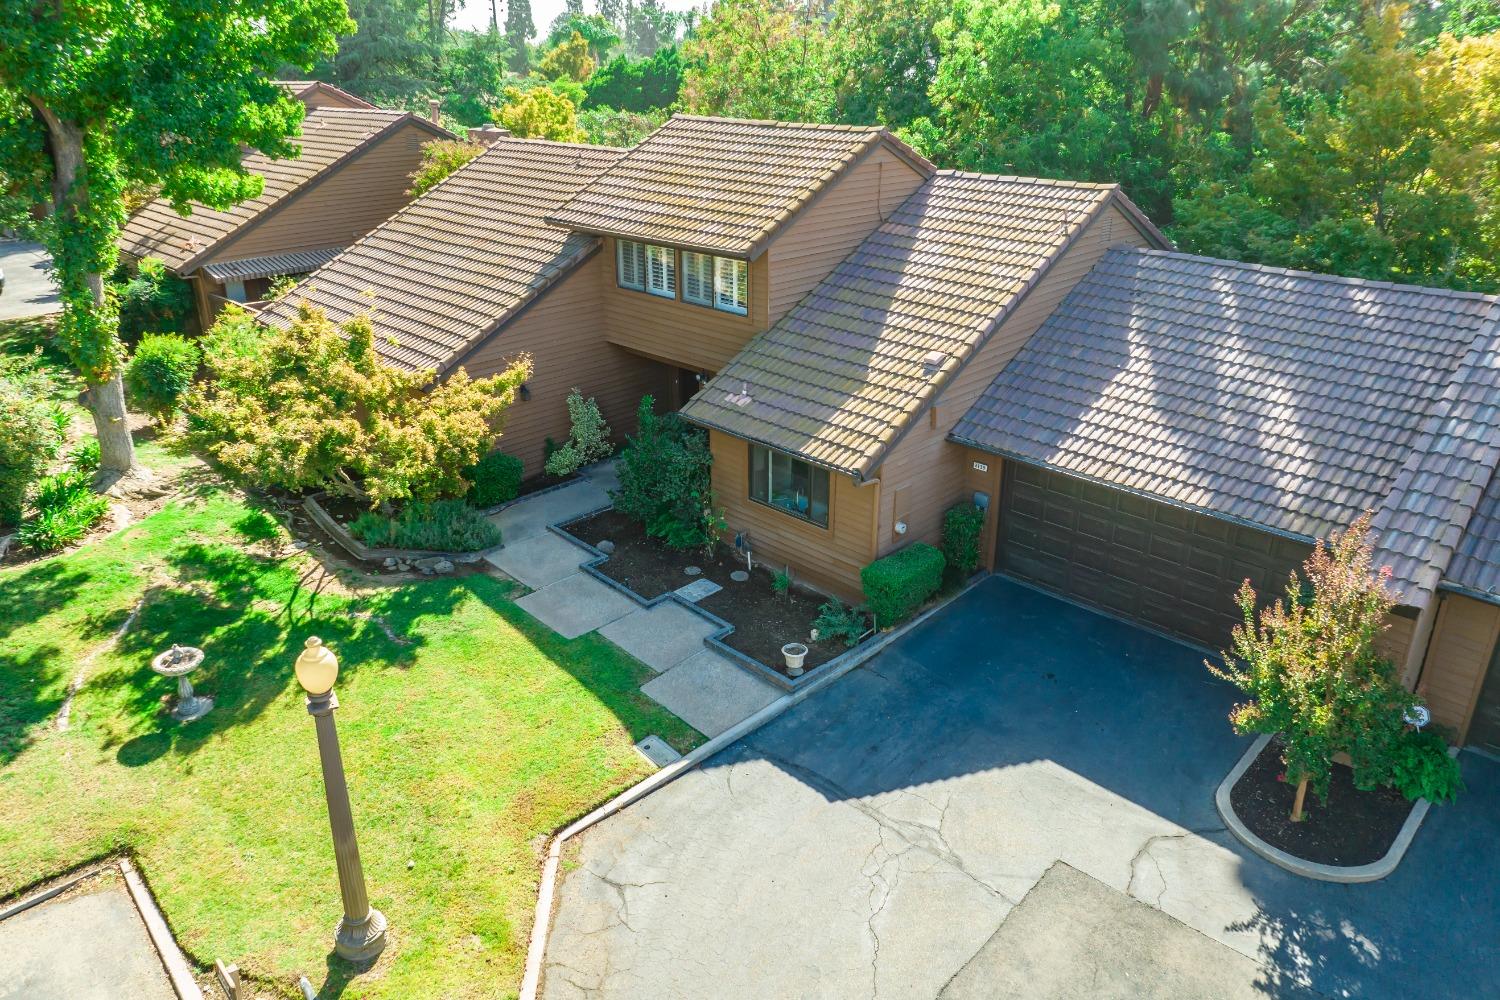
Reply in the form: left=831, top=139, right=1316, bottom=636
left=187, top=306, right=530, bottom=508
left=545, top=389, right=613, bottom=477
left=407, top=139, right=486, bottom=197
left=494, top=86, right=587, bottom=142
left=1208, top=514, right=1459, bottom=821
left=612, top=395, right=722, bottom=552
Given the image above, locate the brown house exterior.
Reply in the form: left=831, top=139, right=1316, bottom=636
left=274, top=80, right=376, bottom=109
left=117, top=104, right=449, bottom=330
left=265, top=112, right=1500, bottom=748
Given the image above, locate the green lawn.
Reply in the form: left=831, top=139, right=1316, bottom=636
left=0, top=488, right=701, bottom=998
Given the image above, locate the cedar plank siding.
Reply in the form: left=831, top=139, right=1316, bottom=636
left=763, top=146, right=929, bottom=326
left=874, top=204, right=1153, bottom=554
left=458, top=258, right=672, bottom=476
left=202, top=121, right=432, bottom=265
left=601, top=236, right=770, bottom=373
left=300, top=88, right=369, bottom=109
left=710, top=429, right=876, bottom=601
left=1418, top=594, right=1500, bottom=741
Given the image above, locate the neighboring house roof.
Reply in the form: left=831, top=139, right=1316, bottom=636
left=275, top=79, right=375, bottom=109
left=949, top=247, right=1500, bottom=608
left=546, top=114, right=935, bottom=259
left=679, top=173, right=1166, bottom=478
left=259, top=137, right=625, bottom=373
left=200, top=246, right=348, bottom=283
left=118, top=107, right=447, bottom=273
left=1448, top=471, right=1500, bottom=602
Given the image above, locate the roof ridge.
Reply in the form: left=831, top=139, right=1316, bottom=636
left=667, top=112, right=884, bottom=133
left=1118, top=246, right=1500, bottom=305
left=485, top=135, right=625, bottom=153
left=931, top=168, right=1117, bottom=191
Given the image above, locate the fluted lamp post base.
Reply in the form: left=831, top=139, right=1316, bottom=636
left=335, top=907, right=389, bottom=963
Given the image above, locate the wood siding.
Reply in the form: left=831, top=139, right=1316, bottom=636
left=601, top=236, right=770, bottom=374
left=763, top=145, right=928, bottom=325
left=1418, top=594, right=1500, bottom=741
left=710, top=430, right=876, bottom=601
left=203, top=121, right=432, bottom=265
left=458, top=258, right=671, bottom=476
left=873, top=203, right=1154, bottom=554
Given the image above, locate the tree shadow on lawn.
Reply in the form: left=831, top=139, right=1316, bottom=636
left=98, top=542, right=471, bottom=765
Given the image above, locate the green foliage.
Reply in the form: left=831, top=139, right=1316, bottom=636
left=545, top=389, right=612, bottom=477
left=1208, top=514, right=1456, bottom=811
left=539, top=30, right=595, bottom=82
left=611, top=395, right=722, bottom=552
left=408, top=139, right=485, bottom=196
left=811, top=600, right=867, bottom=648
left=941, top=503, right=984, bottom=577
left=547, top=13, right=621, bottom=60
left=69, top=437, right=101, bottom=474
left=18, top=468, right=111, bottom=552
left=348, top=499, right=501, bottom=552
left=681, top=0, right=835, bottom=120
left=115, top=258, right=195, bottom=342
left=505, top=0, right=536, bottom=73
left=583, top=46, right=682, bottom=111
left=495, top=85, right=586, bottom=142
left=188, top=305, right=530, bottom=507
left=772, top=569, right=791, bottom=598
left=1373, top=728, right=1465, bottom=804
left=466, top=451, right=525, bottom=507
left=861, top=543, right=945, bottom=628
left=124, top=333, right=200, bottom=424
left=578, top=107, right=669, bottom=145
left=0, top=351, right=67, bottom=529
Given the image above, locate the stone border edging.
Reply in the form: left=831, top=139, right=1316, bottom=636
left=516, top=573, right=986, bottom=1000
left=551, top=506, right=895, bottom=692
left=1214, top=733, right=1451, bottom=884
left=302, top=494, right=499, bottom=565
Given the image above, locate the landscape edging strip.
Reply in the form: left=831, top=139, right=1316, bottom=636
left=516, top=574, right=985, bottom=1000
left=119, top=857, right=205, bottom=1000
left=1214, top=733, right=1450, bottom=884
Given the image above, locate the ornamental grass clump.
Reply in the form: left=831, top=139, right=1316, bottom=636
left=348, top=500, right=501, bottom=552
left=1208, top=514, right=1462, bottom=820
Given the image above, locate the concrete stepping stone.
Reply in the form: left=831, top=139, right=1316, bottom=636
left=641, top=650, right=781, bottom=737
left=674, top=578, right=722, bottom=603
left=600, top=602, right=718, bottom=673
left=485, top=531, right=586, bottom=590
left=516, top=572, right=637, bottom=639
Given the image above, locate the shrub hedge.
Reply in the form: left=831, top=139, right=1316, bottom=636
left=941, top=503, right=985, bottom=577
left=466, top=451, right=524, bottom=507
left=116, top=257, right=195, bottom=342
left=348, top=500, right=501, bottom=552
left=861, top=543, right=945, bottom=628
left=125, top=333, right=200, bottom=422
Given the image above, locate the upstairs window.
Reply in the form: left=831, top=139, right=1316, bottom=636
left=750, top=444, right=829, bottom=527
left=683, top=252, right=749, bottom=315
left=617, top=239, right=645, bottom=290
left=645, top=243, right=676, bottom=298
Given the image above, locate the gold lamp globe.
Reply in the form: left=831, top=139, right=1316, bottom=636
left=294, top=636, right=339, bottom=695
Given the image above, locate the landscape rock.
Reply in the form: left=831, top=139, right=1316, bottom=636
left=597, top=539, right=616, bottom=554
left=684, top=565, right=702, bottom=576
left=383, top=557, right=398, bottom=569
left=413, top=556, right=456, bottom=574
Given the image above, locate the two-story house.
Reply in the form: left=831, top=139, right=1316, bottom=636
left=268, top=113, right=1500, bottom=752
left=118, top=98, right=450, bottom=330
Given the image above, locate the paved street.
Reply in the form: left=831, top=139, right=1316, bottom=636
left=543, top=575, right=1500, bottom=999
left=0, top=241, right=60, bottom=321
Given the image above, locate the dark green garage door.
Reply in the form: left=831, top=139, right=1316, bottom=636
left=998, top=462, right=1312, bottom=650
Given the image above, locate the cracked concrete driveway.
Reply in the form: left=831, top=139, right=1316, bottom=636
left=543, top=576, right=1500, bottom=999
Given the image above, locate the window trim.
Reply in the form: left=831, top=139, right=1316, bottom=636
left=747, top=443, right=831, bottom=529
left=714, top=256, right=749, bottom=316
left=616, top=239, right=646, bottom=291
left=682, top=250, right=715, bottom=307
left=644, top=243, right=676, bottom=299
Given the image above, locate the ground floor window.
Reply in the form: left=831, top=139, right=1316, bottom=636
left=749, top=444, right=829, bottom=527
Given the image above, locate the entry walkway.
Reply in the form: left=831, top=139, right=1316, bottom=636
left=485, top=463, right=779, bottom=737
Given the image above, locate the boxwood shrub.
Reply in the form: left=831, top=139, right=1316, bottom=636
left=861, top=542, right=945, bottom=628
left=125, top=333, right=200, bottom=423
left=466, top=451, right=524, bottom=507
left=942, top=503, right=985, bottom=577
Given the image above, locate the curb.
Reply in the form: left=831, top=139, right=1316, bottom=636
left=516, top=573, right=985, bottom=1000
left=1214, top=733, right=1449, bottom=884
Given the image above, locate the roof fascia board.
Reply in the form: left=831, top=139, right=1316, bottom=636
left=1436, top=580, right=1500, bottom=608
left=1106, top=189, right=1173, bottom=250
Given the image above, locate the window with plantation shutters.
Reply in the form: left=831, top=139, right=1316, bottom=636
left=645, top=243, right=676, bottom=298
left=715, top=257, right=748, bottom=315
left=682, top=251, right=714, bottom=305
left=616, top=239, right=645, bottom=290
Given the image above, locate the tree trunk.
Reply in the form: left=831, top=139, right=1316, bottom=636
left=1290, top=775, right=1309, bottom=822
left=32, top=99, right=141, bottom=480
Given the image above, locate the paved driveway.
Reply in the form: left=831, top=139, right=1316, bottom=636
left=543, top=576, right=1500, bottom=999
left=0, top=241, right=61, bottom=321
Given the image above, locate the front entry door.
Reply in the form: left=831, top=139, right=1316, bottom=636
left=1467, top=643, right=1500, bottom=755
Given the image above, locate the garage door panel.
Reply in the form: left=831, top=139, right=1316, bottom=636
left=999, top=463, right=1311, bottom=649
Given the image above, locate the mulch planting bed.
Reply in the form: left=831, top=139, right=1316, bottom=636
left=1229, top=737, right=1415, bottom=867
left=564, top=508, right=852, bottom=677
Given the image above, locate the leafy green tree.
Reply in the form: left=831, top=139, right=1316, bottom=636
left=578, top=107, right=669, bottom=145
left=583, top=46, right=684, bottom=110
left=546, top=12, right=622, bottom=60
left=115, top=257, right=196, bottom=342
left=495, top=85, right=587, bottom=140
left=436, top=29, right=515, bottom=124
left=539, top=30, right=596, bottom=81
left=681, top=0, right=836, bottom=120
left=612, top=395, right=722, bottom=552
left=0, top=350, right=67, bottom=531
left=1209, top=515, right=1460, bottom=820
left=505, top=0, right=536, bottom=72
left=317, top=0, right=435, bottom=101
left=188, top=306, right=531, bottom=507
left=625, top=0, right=680, bottom=56
left=408, top=139, right=487, bottom=196
left=0, top=0, right=351, bottom=482
left=829, top=0, right=940, bottom=125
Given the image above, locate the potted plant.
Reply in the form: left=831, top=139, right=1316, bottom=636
left=781, top=642, right=808, bottom=676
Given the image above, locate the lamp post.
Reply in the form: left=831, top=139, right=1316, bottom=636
left=294, top=636, right=388, bottom=963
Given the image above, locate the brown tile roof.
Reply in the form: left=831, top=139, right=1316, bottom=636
left=118, top=107, right=443, bottom=272
left=1448, top=470, right=1500, bottom=602
left=950, top=247, right=1500, bottom=608
left=680, top=173, right=1161, bottom=477
left=274, top=80, right=376, bottom=108
left=259, top=137, right=625, bottom=373
left=546, top=114, right=934, bottom=258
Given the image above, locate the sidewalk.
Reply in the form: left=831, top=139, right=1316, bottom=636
left=485, top=463, right=780, bottom=738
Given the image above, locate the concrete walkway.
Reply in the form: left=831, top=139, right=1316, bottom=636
left=485, top=462, right=780, bottom=738
left=0, top=241, right=61, bottom=321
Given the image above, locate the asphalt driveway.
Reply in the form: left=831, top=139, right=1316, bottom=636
left=543, top=575, right=1500, bottom=999
left=0, top=240, right=61, bottom=321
